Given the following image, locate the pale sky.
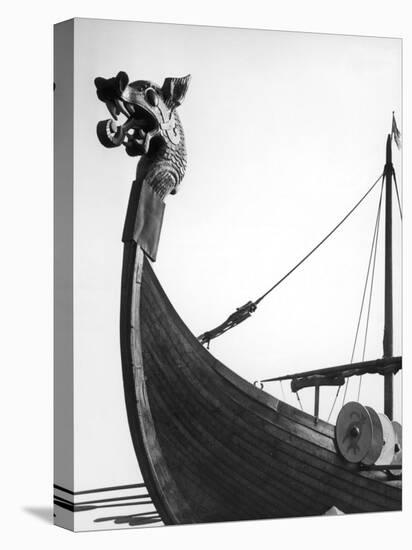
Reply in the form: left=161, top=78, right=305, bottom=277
left=72, top=18, right=402, bottom=500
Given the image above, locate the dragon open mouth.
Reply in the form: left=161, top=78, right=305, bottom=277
left=95, top=71, right=190, bottom=157
left=97, top=96, right=160, bottom=156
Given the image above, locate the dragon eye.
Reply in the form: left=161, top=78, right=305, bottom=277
left=145, top=88, right=159, bottom=107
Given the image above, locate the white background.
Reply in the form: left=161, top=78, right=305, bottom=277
left=0, top=0, right=411, bottom=548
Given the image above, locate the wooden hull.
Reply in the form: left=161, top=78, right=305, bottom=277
left=120, top=243, right=401, bottom=525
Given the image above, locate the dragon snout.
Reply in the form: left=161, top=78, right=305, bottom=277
left=94, top=71, right=129, bottom=103
left=95, top=72, right=190, bottom=156
left=95, top=71, right=159, bottom=154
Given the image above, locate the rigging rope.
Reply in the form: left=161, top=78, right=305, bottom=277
left=356, top=377, right=362, bottom=403
left=357, top=181, right=383, bottom=401
left=350, top=180, right=384, bottom=364
left=327, top=386, right=342, bottom=423
left=343, top=194, right=382, bottom=407
left=342, top=378, right=350, bottom=407
left=198, top=173, right=384, bottom=346
left=296, top=391, right=304, bottom=411
left=254, top=173, right=384, bottom=305
left=393, top=171, right=403, bottom=220
left=361, top=191, right=382, bottom=361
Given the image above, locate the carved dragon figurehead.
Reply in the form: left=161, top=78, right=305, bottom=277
left=95, top=71, right=190, bottom=199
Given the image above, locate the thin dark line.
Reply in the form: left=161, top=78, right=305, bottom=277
left=94, top=511, right=160, bottom=523
left=199, top=173, right=384, bottom=346
left=357, top=188, right=383, bottom=401
left=326, top=385, right=342, bottom=422
left=254, top=173, right=383, bottom=305
left=54, top=500, right=95, bottom=512
left=393, top=170, right=403, bottom=220
left=54, top=499, right=154, bottom=512
left=96, top=515, right=162, bottom=525
left=81, top=501, right=154, bottom=510
left=350, top=178, right=384, bottom=363
left=342, top=378, right=350, bottom=406
left=53, top=482, right=146, bottom=495
left=361, top=189, right=382, bottom=362
left=54, top=495, right=78, bottom=505
left=53, top=493, right=150, bottom=505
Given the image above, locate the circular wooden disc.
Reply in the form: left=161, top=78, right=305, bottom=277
left=375, top=413, right=396, bottom=466
left=335, top=402, right=372, bottom=463
left=362, top=406, right=384, bottom=465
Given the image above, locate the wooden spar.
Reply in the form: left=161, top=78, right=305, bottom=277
left=383, top=134, right=394, bottom=419
left=258, top=356, right=402, bottom=384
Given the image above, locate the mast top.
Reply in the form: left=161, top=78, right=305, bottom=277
left=385, top=133, right=392, bottom=168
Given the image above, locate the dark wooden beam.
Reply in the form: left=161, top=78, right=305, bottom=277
left=291, top=375, right=345, bottom=392
left=259, top=356, right=402, bottom=384
left=383, top=134, right=394, bottom=420
left=314, top=385, right=320, bottom=423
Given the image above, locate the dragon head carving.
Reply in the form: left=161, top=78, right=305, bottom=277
left=95, top=71, right=190, bottom=158
left=95, top=72, right=190, bottom=257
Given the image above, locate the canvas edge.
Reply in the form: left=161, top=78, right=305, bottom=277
left=53, top=18, right=75, bottom=532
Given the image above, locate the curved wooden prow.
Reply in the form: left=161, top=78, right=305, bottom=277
left=120, top=244, right=401, bottom=525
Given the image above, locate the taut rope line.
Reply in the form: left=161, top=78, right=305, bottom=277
left=198, top=173, right=384, bottom=346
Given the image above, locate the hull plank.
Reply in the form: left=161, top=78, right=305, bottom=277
left=121, top=248, right=401, bottom=525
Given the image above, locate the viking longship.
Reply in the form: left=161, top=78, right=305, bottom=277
left=95, top=71, right=402, bottom=525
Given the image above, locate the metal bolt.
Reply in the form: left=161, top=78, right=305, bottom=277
left=350, top=426, right=360, bottom=438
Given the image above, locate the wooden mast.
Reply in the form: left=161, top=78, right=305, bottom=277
left=383, top=134, right=394, bottom=419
